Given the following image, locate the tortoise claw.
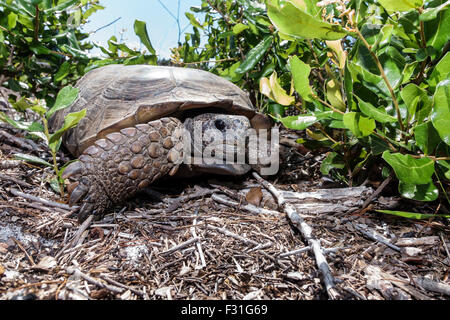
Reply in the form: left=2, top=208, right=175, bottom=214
left=69, top=184, right=88, bottom=206
left=78, top=202, right=94, bottom=223
left=62, top=161, right=83, bottom=180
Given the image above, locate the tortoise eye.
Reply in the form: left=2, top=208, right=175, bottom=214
left=214, top=119, right=226, bottom=131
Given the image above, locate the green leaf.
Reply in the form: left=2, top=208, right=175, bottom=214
left=428, top=52, right=450, bottom=90
left=289, top=56, right=315, bottom=102
left=232, top=23, right=249, bottom=35
left=219, top=61, right=244, bottom=82
left=376, top=210, right=450, bottom=219
left=279, top=111, right=333, bottom=130
left=420, top=0, right=450, bottom=21
left=425, top=2, right=450, bottom=51
left=320, top=152, right=345, bottom=175
left=46, top=86, right=79, bottom=119
left=7, top=12, right=18, bottom=29
left=134, top=20, right=155, bottom=54
left=267, top=0, right=348, bottom=40
left=235, top=36, right=272, bottom=74
left=44, top=0, right=77, bottom=13
left=400, top=83, right=432, bottom=120
left=185, top=12, right=203, bottom=29
left=431, top=79, right=450, bottom=145
left=377, top=0, right=424, bottom=12
left=13, top=153, right=52, bottom=167
left=414, top=121, right=441, bottom=155
left=326, top=80, right=346, bottom=111
left=398, top=181, right=439, bottom=201
left=356, top=96, right=397, bottom=123
left=343, top=112, right=375, bottom=137
left=54, top=61, right=71, bottom=82
left=382, top=151, right=435, bottom=184
left=49, top=109, right=86, bottom=147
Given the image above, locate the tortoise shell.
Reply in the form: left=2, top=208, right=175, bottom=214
left=49, top=64, right=261, bottom=156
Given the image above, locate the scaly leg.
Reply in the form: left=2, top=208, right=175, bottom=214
left=63, top=117, right=184, bottom=222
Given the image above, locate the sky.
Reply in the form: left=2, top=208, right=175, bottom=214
left=82, top=0, right=203, bottom=58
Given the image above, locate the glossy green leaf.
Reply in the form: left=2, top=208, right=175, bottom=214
left=236, top=36, right=272, bottom=74
left=343, top=112, right=375, bottom=137
left=289, top=56, right=315, bottom=102
left=49, top=109, right=87, bottom=146
left=267, top=0, right=348, bottom=40
left=420, top=0, right=450, bottom=21
left=54, top=61, right=71, bottom=82
left=134, top=20, right=155, bottom=54
left=398, top=181, right=439, bottom=201
left=414, top=121, right=441, bottom=155
left=185, top=12, right=203, bottom=29
left=428, top=52, right=450, bottom=90
left=280, top=111, right=333, bottom=130
left=232, top=23, right=249, bottom=35
left=382, top=151, right=435, bottom=184
left=425, top=2, right=450, bottom=50
left=46, top=86, right=79, bottom=119
left=378, top=0, right=423, bottom=12
left=356, top=96, right=397, bottom=123
left=400, top=83, right=432, bottom=119
left=376, top=210, right=450, bottom=219
left=431, top=80, right=450, bottom=145
left=13, top=153, right=52, bottom=167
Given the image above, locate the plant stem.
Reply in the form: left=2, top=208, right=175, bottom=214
left=42, top=117, right=64, bottom=197
left=34, top=5, right=40, bottom=42
left=314, top=95, right=345, bottom=115
left=355, top=28, right=405, bottom=133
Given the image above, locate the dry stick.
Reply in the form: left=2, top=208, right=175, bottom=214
left=9, top=188, right=74, bottom=211
left=0, top=173, right=32, bottom=188
left=0, top=129, right=37, bottom=151
left=160, top=237, right=200, bottom=256
left=360, top=173, right=393, bottom=211
left=206, top=224, right=259, bottom=246
left=253, top=172, right=339, bottom=300
left=354, top=224, right=401, bottom=252
left=66, top=267, right=124, bottom=295
left=212, top=194, right=281, bottom=216
left=0, top=159, right=22, bottom=169
left=412, top=276, right=450, bottom=296
left=190, top=218, right=206, bottom=269
left=99, top=275, right=145, bottom=298
left=11, top=237, right=35, bottom=265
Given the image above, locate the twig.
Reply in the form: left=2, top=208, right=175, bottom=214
left=9, top=188, right=74, bottom=211
left=66, top=267, right=124, bottom=295
left=0, top=173, right=32, bottom=188
left=355, top=224, right=401, bottom=252
left=253, top=172, right=339, bottom=299
left=0, top=160, right=22, bottom=169
left=206, top=224, right=260, bottom=246
left=212, top=194, right=281, bottom=216
left=191, top=218, right=206, bottom=269
left=160, top=237, right=200, bottom=256
left=360, top=173, right=393, bottom=211
left=11, top=237, right=35, bottom=265
left=412, top=276, right=450, bottom=296
left=99, top=275, right=145, bottom=298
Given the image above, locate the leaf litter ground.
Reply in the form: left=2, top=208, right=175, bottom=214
left=0, top=101, right=449, bottom=300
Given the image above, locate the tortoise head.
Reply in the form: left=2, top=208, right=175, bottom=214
left=182, top=113, right=277, bottom=176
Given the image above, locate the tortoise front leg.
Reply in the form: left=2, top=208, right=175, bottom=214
left=63, top=117, right=184, bottom=222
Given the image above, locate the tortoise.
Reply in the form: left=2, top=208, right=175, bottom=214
left=50, top=64, right=274, bottom=222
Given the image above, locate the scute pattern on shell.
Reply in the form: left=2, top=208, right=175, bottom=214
left=49, top=65, right=256, bottom=157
